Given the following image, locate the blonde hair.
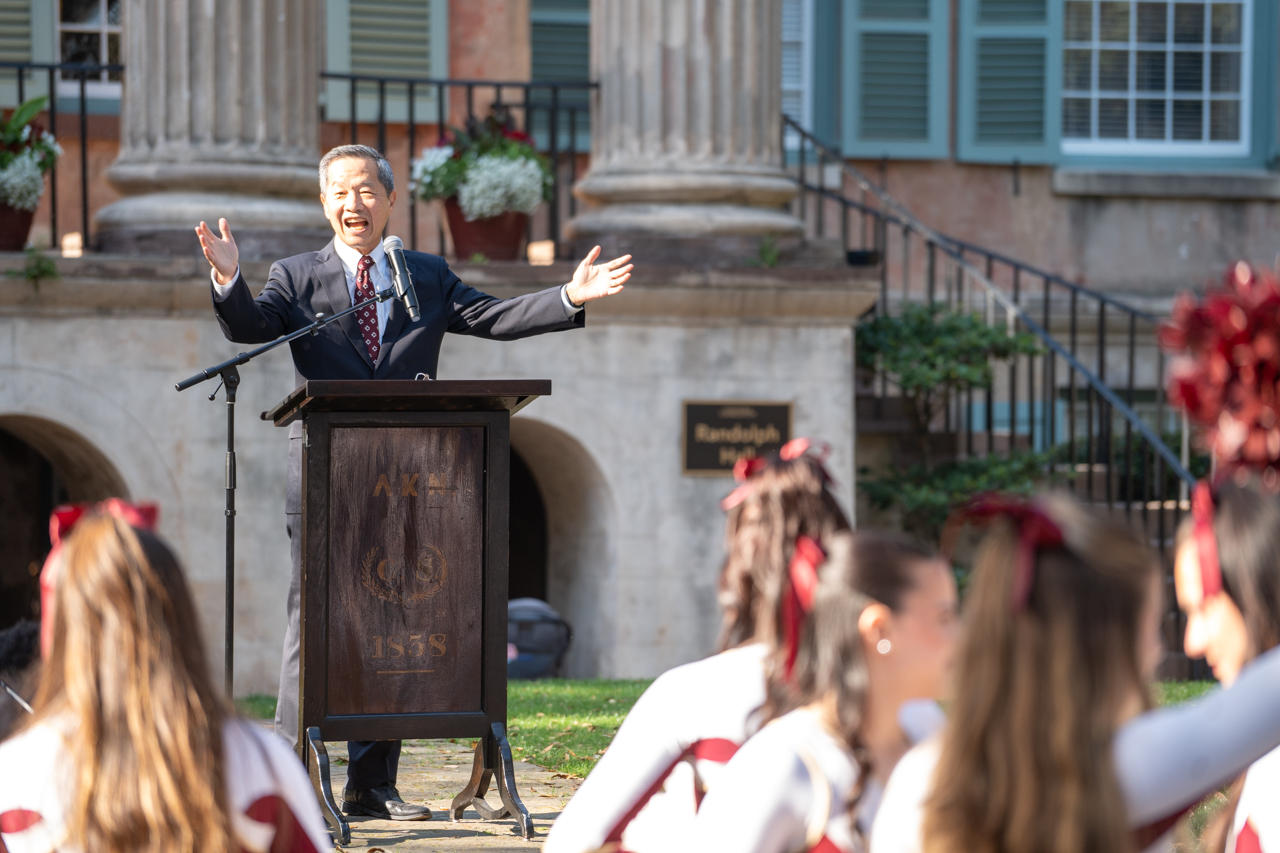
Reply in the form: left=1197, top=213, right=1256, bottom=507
left=31, top=514, right=234, bottom=853
left=922, top=494, right=1156, bottom=853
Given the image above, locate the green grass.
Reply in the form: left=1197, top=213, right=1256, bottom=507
left=506, top=678, right=651, bottom=777
left=236, top=678, right=1217, bottom=781
left=1154, top=680, right=1217, bottom=706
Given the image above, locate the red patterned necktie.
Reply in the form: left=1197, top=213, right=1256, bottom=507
left=354, top=254, right=380, bottom=363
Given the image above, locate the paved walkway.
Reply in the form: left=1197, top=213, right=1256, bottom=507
left=327, top=739, right=582, bottom=851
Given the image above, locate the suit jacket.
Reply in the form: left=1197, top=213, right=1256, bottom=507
left=212, top=239, right=584, bottom=510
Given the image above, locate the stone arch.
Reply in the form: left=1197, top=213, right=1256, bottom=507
left=510, top=416, right=617, bottom=678
left=0, top=367, right=185, bottom=549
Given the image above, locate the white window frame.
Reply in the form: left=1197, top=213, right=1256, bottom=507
left=56, top=0, right=122, bottom=101
left=1060, top=0, right=1251, bottom=157
left=782, top=0, right=814, bottom=148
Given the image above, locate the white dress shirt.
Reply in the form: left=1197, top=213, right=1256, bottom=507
left=211, top=239, right=583, bottom=345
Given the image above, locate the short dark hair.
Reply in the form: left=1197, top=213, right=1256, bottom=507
left=319, top=144, right=394, bottom=195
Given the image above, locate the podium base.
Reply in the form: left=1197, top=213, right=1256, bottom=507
left=450, top=722, right=533, bottom=839
left=305, top=726, right=351, bottom=845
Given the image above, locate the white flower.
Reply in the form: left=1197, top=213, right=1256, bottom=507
left=456, top=155, right=544, bottom=221
left=0, top=150, right=45, bottom=210
left=20, top=125, right=30, bottom=141
left=412, top=145, right=453, bottom=182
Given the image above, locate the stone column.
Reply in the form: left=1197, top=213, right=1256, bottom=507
left=96, top=0, right=330, bottom=259
left=567, top=0, right=803, bottom=265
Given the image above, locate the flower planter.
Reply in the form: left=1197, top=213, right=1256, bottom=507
left=444, top=197, right=528, bottom=262
left=0, top=203, right=34, bottom=251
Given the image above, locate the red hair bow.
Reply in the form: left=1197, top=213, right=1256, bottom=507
left=721, top=438, right=834, bottom=510
left=781, top=535, right=826, bottom=682
left=956, top=494, right=1063, bottom=611
left=40, top=498, right=160, bottom=656
left=1191, top=481, right=1223, bottom=598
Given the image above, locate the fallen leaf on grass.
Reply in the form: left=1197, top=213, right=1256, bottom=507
left=541, top=742, right=560, bottom=753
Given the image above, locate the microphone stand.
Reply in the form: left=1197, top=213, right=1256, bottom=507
left=176, top=286, right=400, bottom=698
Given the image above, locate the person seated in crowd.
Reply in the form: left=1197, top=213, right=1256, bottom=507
left=684, top=527, right=958, bottom=853
left=0, top=621, right=38, bottom=742
left=544, top=440, right=850, bottom=853
left=1173, top=476, right=1280, bottom=851
left=0, top=502, right=331, bottom=853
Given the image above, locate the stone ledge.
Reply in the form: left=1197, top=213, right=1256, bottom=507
left=1052, top=168, right=1280, bottom=200
left=0, top=255, right=881, bottom=324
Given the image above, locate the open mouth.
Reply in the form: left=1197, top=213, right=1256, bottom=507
left=343, top=216, right=369, bottom=232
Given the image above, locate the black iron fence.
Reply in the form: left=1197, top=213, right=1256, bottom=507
left=782, top=116, right=1196, bottom=552
left=0, top=61, right=123, bottom=250
left=320, top=73, right=595, bottom=259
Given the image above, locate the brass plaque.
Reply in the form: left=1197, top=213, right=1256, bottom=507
left=326, top=425, right=484, bottom=715
left=682, top=400, right=792, bottom=475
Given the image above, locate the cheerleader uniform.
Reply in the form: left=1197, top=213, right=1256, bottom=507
left=1224, top=745, right=1280, bottom=853
left=0, top=716, right=332, bottom=853
left=685, top=706, right=875, bottom=853
left=545, top=642, right=769, bottom=853
left=870, top=644, right=1280, bottom=853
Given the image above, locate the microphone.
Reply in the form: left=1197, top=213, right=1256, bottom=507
left=382, top=236, right=421, bottom=322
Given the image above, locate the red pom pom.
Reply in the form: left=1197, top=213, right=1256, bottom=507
left=1161, top=263, right=1280, bottom=474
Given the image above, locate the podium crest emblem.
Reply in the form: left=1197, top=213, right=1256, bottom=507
left=360, top=543, right=449, bottom=604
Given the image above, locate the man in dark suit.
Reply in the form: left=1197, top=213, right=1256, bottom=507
left=195, top=144, right=632, bottom=821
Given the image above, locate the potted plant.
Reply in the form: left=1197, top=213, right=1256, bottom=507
left=0, top=96, right=61, bottom=252
left=412, top=113, right=552, bottom=261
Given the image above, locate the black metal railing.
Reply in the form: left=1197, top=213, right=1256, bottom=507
left=0, top=61, right=123, bottom=251
left=782, top=116, right=1196, bottom=554
left=320, top=73, right=595, bottom=259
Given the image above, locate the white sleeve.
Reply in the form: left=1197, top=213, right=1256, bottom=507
left=212, top=265, right=242, bottom=299
left=1115, top=644, right=1280, bottom=827
left=869, top=740, right=937, bottom=853
left=543, top=672, right=697, bottom=853
left=225, top=721, right=333, bottom=852
left=561, top=284, right=583, bottom=317
left=685, top=748, right=813, bottom=853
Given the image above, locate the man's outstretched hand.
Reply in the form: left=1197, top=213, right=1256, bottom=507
left=565, top=246, right=632, bottom=306
left=195, top=218, right=240, bottom=286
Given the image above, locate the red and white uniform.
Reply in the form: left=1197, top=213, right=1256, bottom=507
left=1226, top=745, right=1280, bottom=853
left=870, top=645, right=1280, bottom=853
left=544, top=643, right=768, bottom=853
left=686, top=707, right=874, bottom=853
left=0, top=716, right=331, bottom=853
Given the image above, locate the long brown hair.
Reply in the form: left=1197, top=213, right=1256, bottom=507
left=30, top=514, right=234, bottom=853
left=923, top=494, right=1156, bottom=853
left=717, top=454, right=850, bottom=651
left=763, top=529, right=939, bottom=722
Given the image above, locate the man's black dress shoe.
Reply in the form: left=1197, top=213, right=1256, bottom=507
left=341, top=785, right=432, bottom=821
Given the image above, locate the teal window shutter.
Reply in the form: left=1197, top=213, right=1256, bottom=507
left=957, top=0, right=1062, bottom=164
left=324, top=0, right=448, bottom=124
left=841, top=0, right=949, bottom=159
left=530, top=0, right=590, bottom=152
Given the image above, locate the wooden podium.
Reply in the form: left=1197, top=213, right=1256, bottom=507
left=266, top=380, right=550, bottom=842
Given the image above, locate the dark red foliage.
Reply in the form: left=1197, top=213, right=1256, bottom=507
left=1161, top=262, right=1280, bottom=472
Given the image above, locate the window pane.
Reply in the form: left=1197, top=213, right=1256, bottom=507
left=1210, top=99, right=1240, bottom=140
left=61, top=0, right=100, bottom=25
left=1063, top=97, right=1092, bottom=136
left=1100, top=2, right=1131, bottom=41
left=1098, top=49, right=1130, bottom=90
left=1173, top=3, right=1205, bottom=43
left=1099, top=98, right=1129, bottom=137
left=1137, top=3, right=1168, bottom=42
left=107, top=32, right=120, bottom=80
left=1172, top=99, right=1203, bottom=138
left=1064, top=48, right=1093, bottom=90
left=1210, top=3, right=1242, bottom=44
left=1136, top=50, right=1167, bottom=90
left=1210, top=51, right=1240, bottom=92
left=1065, top=0, right=1093, bottom=39
left=1134, top=99, right=1166, bottom=138
left=1173, top=51, right=1203, bottom=91
left=60, top=31, right=100, bottom=65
